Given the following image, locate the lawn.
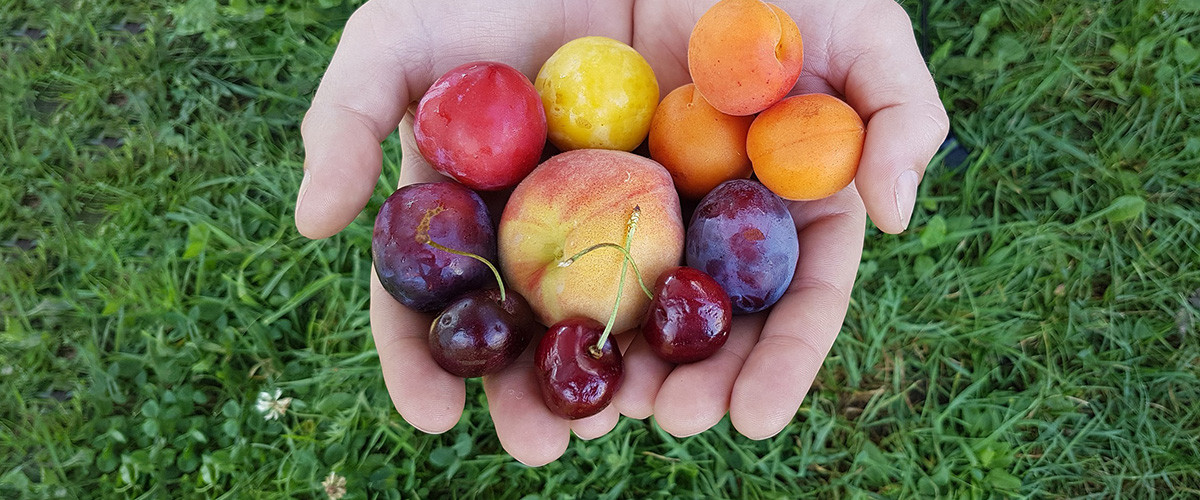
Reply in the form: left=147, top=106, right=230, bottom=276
left=2, top=0, right=1199, bottom=497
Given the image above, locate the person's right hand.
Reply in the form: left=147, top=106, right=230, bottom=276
left=296, top=0, right=641, bottom=466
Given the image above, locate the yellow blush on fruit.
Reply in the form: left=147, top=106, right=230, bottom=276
left=498, top=149, right=683, bottom=333
left=535, top=36, right=660, bottom=152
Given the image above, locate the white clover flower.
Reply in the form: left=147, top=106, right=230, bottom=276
left=0, top=365, right=13, bottom=376
left=322, top=471, right=347, bottom=500
left=256, top=388, right=293, bottom=421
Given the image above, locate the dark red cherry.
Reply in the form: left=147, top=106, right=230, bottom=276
left=534, top=318, right=623, bottom=419
left=641, top=266, right=732, bottom=364
left=429, top=288, right=538, bottom=378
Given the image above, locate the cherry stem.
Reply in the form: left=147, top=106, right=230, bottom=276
left=416, top=206, right=506, bottom=302
left=556, top=242, right=654, bottom=300
left=593, top=205, right=641, bottom=355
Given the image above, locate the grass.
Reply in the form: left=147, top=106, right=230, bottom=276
left=2, top=0, right=1199, bottom=497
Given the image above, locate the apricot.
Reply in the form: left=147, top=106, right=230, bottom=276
left=746, top=93, right=865, bottom=201
left=688, top=0, right=803, bottom=116
left=535, top=36, right=659, bottom=152
left=648, top=84, right=755, bottom=200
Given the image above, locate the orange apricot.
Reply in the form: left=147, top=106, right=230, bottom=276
left=648, top=84, right=756, bottom=199
left=687, top=0, right=803, bottom=116
left=746, top=93, right=865, bottom=201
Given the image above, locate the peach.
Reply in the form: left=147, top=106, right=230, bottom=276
left=498, top=149, right=684, bottom=333
left=648, top=83, right=755, bottom=199
left=746, top=93, right=865, bottom=200
left=687, top=0, right=803, bottom=116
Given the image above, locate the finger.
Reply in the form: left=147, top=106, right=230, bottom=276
left=570, top=404, right=621, bottom=440
left=729, top=185, right=866, bottom=439
left=613, top=331, right=672, bottom=420
left=855, top=95, right=947, bottom=233
left=653, top=313, right=765, bottom=438
left=398, top=107, right=454, bottom=185
left=482, top=344, right=571, bottom=467
left=630, top=0, right=710, bottom=94
left=830, top=1, right=949, bottom=233
left=569, top=331, right=633, bottom=438
left=297, top=1, right=428, bottom=239
left=369, top=269, right=465, bottom=433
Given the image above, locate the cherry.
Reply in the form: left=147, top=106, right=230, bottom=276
left=641, top=266, right=732, bottom=363
left=534, top=206, right=646, bottom=419
left=429, top=288, right=539, bottom=378
left=378, top=191, right=536, bottom=378
left=534, top=318, right=623, bottom=419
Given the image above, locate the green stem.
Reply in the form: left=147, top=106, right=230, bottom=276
left=424, top=240, right=506, bottom=303
left=594, top=205, right=641, bottom=354
left=557, top=242, right=654, bottom=300
left=417, top=206, right=506, bottom=302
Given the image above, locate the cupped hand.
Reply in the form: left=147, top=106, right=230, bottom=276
left=617, top=0, right=948, bottom=440
left=297, top=0, right=947, bottom=466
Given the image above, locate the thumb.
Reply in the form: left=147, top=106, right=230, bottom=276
left=397, top=106, right=453, bottom=187
left=835, top=1, right=949, bottom=234
left=296, top=4, right=429, bottom=239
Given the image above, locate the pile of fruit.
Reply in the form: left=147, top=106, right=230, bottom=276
left=371, top=0, right=865, bottom=420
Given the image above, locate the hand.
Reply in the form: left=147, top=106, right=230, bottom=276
left=296, top=0, right=947, bottom=465
left=614, top=0, right=949, bottom=440
left=297, top=0, right=640, bottom=466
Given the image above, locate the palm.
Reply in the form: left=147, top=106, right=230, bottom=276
left=298, top=0, right=946, bottom=466
left=611, top=0, right=890, bottom=439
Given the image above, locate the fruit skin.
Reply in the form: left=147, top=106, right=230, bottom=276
left=747, top=93, right=865, bottom=200
left=498, top=149, right=684, bottom=334
left=534, top=36, right=660, bottom=152
left=429, top=288, right=539, bottom=378
left=648, top=83, right=755, bottom=200
left=685, top=179, right=798, bottom=314
left=535, top=317, right=623, bottom=419
left=372, top=182, right=496, bottom=313
left=688, top=0, right=804, bottom=116
left=414, top=61, right=547, bottom=191
left=642, top=266, right=733, bottom=364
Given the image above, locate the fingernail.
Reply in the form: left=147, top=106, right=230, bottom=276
left=895, top=170, right=920, bottom=231
left=297, top=169, right=312, bottom=211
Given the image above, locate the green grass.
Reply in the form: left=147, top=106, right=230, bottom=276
left=3, top=0, right=1199, bottom=497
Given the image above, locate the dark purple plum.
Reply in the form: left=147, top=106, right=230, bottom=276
left=642, top=266, right=732, bottom=363
left=535, top=318, right=623, bottom=419
left=429, top=288, right=538, bottom=378
left=372, top=182, right=495, bottom=313
left=685, top=179, right=798, bottom=314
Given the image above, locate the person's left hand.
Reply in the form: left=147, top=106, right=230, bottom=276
left=611, top=0, right=947, bottom=441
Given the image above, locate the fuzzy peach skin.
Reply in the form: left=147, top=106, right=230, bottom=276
left=747, top=93, right=865, bottom=200
left=499, top=149, right=684, bottom=334
left=687, top=0, right=804, bottom=116
left=648, top=83, right=755, bottom=200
